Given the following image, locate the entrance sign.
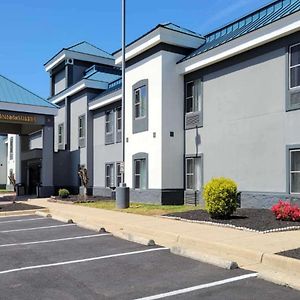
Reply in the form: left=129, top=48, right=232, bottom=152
left=0, top=113, right=37, bottom=124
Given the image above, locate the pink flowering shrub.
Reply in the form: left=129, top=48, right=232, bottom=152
left=271, top=200, right=300, bottom=222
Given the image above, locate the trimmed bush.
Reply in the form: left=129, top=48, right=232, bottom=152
left=58, top=188, right=70, bottom=199
left=271, top=200, right=300, bottom=221
left=203, top=177, right=238, bottom=219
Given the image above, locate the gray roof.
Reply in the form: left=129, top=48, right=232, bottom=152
left=67, top=41, right=114, bottom=59
left=45, top=41, right=114, bottom=65
left=0, top=74, right=56, bottom=108
left=180, top=0, right=300, bottom=62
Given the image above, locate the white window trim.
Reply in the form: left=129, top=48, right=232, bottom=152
left=116, top=107, right=122, bottom=133
left=58, top=123, right=64, bottom=146
left=185, top=80, right=202, bottom=114
left=134, top=87, right=146, bottom=120
left=134, top=158, right=146, bottom=190
left=105, top=111, right=113, bottom=135
left=185, top=157, right=195, bottom=191
left=290, top=149, right=300, bottom=195
left=289, top=43, right=300, bottom=90
left=78, top=115, right=85, bottom=139
left=105, top=163, right=114, bottom=188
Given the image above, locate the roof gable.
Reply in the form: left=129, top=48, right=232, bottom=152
left=0, top=74, right=56, bottom=109
left=67, top=41, right=114, bottom=59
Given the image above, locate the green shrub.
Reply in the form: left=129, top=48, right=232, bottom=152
left=203, top=177, right=238, bottom=219
left=58, top=188, right=70, bottom=199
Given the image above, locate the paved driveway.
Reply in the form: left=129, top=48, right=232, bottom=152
left=0, top=215, right=298, bottom=299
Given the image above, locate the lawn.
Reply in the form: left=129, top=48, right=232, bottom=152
left=77, top=200, right=200, bottom=216
left=0, top=189, right=10, bottom=194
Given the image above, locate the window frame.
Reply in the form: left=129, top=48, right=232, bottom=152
left=289, top=149, right=300, bottom=195
left=105, top=163, right=115, bottom=188
left=132, top=80, right=148, bottom=134
left=116, top=162, right=122, bottom=188
left=78, top=114, right=86, bottom=148
left=58, top=123, right=64, bottom=147
left=132, top=152, right=148, bottom=190
left=184, top=79, right=203, bottom=129
left=289, top=43, right=300, bottom=90
left=9, top=137, right=13, bottom=160
left=116, top=107, right=122, bottom=132
left=105, top=111, right=113, bottom=135
left=134, top=86, right=146, bottom=120
left=185, top=155, right=203, bottom=191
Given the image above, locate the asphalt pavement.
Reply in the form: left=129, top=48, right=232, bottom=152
left=0, top=215, right=298, bottom=299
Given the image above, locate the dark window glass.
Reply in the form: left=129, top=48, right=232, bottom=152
left=291, top=66, right=300, bottom=89
left=291, top=44, right=300, bottom=67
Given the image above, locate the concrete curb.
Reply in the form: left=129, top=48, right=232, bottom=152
left=48, top=212, right=241, bottom=270
left=0, top=208, right=49, bottom=217
left=256, top=253, right=300, bottom=290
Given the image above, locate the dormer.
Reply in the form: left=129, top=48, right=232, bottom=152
left=44, top=42, right=116, bottom=97
left=113, top=23, right=205, bottom=65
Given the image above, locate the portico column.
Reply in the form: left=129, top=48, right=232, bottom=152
left=41, top=122, right=54, bottom=197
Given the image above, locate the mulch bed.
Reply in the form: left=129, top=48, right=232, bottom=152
left=49, top=195, right=111, bottom=204
left=164, top=208, right=300, bottom=233
left=0, top=202, right=43, bottom=212
left=277, top=248, right=300, bottom=260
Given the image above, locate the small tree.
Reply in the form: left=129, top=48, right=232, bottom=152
left=78, top=167, right=89, bottom=200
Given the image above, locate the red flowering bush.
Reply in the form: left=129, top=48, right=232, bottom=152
left=271, top=200, right=300, bottom=222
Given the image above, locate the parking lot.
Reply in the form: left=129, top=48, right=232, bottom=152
left=0, top=215, right=298, bottom=299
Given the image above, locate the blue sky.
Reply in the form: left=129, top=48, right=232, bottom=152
left=0, top=0, right=272, bottom=98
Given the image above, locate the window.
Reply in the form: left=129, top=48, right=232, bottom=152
left=116, top=107, right=122, bottom=143
left=78, top=115, right=85, bottom=148
left=105, top=111, right=113, bottom=134
left=116, top=162, right=122, bottom=187
left=185, top=80, right=203, bottom=129
left=185, top=157, right=202, bottom=191
left=116, top=107, right=122, bottom=132
left=134, top=159, right=147, bottom=189
left=287, top=44, right=300, bottom=111
left=105, top=110, right=114, bottom=145
left=58, top=123, right=64, bottom=147
left=134, top=86, right=146, bottom=119
left=132, top=80, right=148, bottom=134
left=185, top=80, right=202, bottom=114
left=9, top=137, right=13, bottom=160
left=105, top=163, right=114, bottom=188
left=290, top=43, right=300, bottom=89
left=290, top=150, right=300, bottom=194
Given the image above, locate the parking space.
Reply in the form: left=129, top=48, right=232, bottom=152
left=0, top=215, right=299, bottom=299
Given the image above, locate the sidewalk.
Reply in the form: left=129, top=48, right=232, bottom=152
left=28, top=198, right=300, bottom=290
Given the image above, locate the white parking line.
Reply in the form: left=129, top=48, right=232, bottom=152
left=0, top=217, right=45, bottom=224
left=0, top=247, right=168, bottom=275
left=0, top=233, right=111, bottom=248
left=133, top=273, right=258, bottom=300
left=0, top=224, right=76, bottom=233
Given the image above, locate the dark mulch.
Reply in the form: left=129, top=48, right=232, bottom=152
left=50, top=195, right=111, bottom=203
left=277, top=248, right=300, bottom=260
left=0, top=202, right=43, bottom=212
left=165, top=208, right=300, bottom=232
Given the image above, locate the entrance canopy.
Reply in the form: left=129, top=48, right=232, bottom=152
left=0, top=74, right=58, bottom=197
left=0, top=74, right=57, bottom=134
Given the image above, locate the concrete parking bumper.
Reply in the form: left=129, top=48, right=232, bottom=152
left=28, top=198, right=300, bottom=290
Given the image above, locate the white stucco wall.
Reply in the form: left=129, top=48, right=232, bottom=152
left=0, top=136, right=7, bottom=186
left=124, top=52, right=163, bottom=189
left=6, top=134, right=20, bottom=185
